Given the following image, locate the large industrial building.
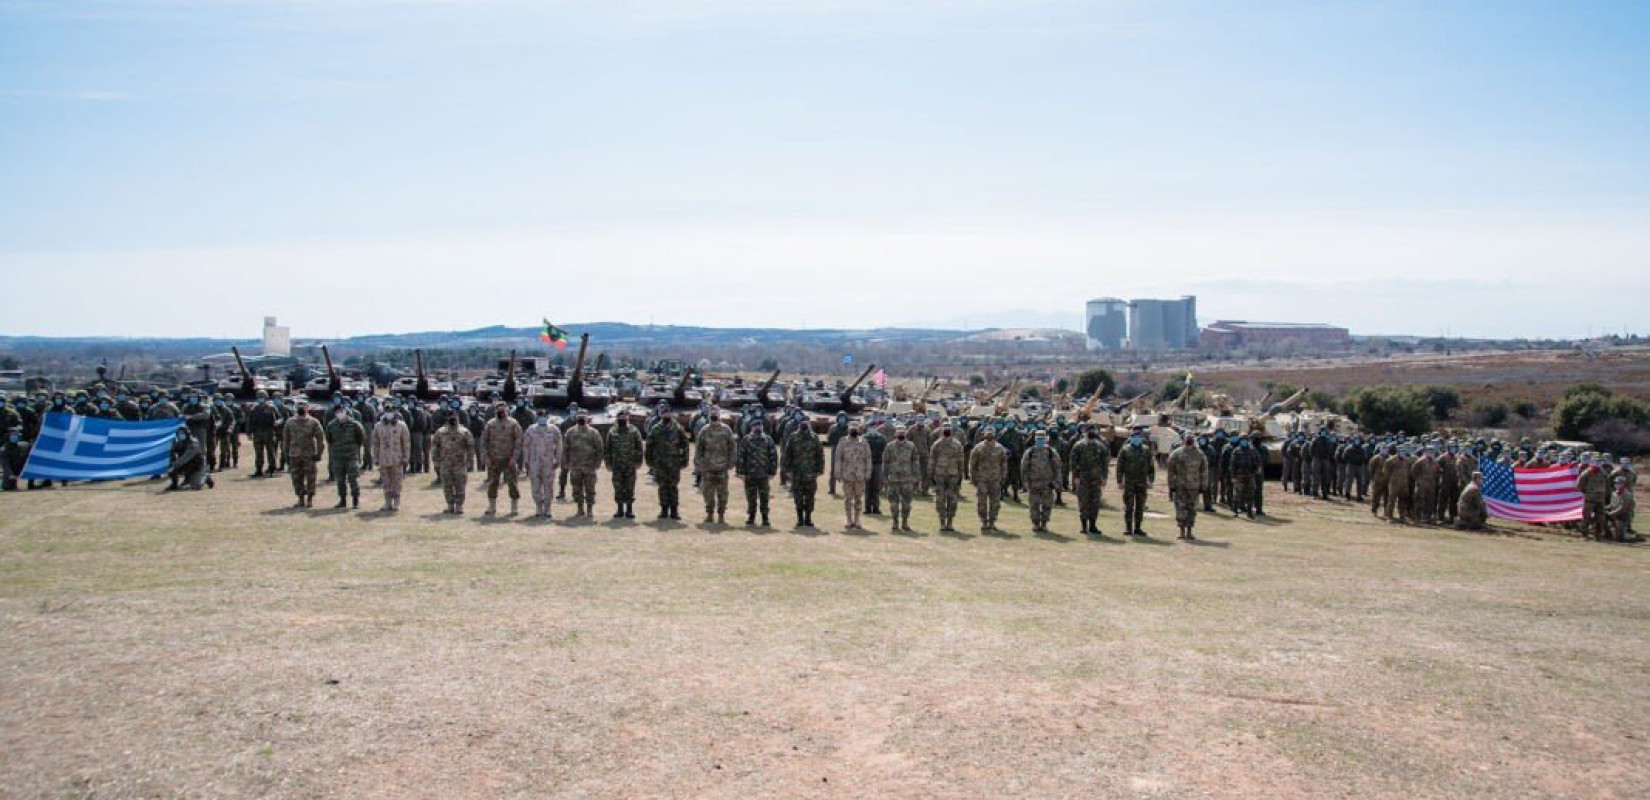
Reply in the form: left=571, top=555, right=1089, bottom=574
left=1199, top=320, right=1351, bottom=350
left=262, top=316, right=291, bottom=357
left=1126, top=296, right=1199, bottom=350
left=1084, top=298, right=1127, bottom=350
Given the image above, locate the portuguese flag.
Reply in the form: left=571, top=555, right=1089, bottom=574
left=539, top=319, right=569, bottom=350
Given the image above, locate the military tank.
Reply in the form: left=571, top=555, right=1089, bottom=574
left=390, top=350, right=455, bottom=401
left=527, top=334, right=615, bottom=410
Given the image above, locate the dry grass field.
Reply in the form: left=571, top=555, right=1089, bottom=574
left=2, top=466, right=1646, bottom=799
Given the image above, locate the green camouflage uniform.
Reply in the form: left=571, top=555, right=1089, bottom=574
left=1069, top=436, right=1111, bottom=532
left=735, top=429, right=779, bottom=524
left=928, top=434, right=966, bottom=530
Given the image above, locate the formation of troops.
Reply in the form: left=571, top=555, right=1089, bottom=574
left=0, top=386, right=1639, bottom=543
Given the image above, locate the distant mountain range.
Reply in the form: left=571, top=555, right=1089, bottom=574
left=0, top=323, right=1086, bottom=351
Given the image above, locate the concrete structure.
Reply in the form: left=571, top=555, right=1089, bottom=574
left=1199, top=320, right=1351, bottom=350
left=1084, top=298, right=1127, bottom=351
left=262, top=316, right=291, bottom=357
left=1127, top=296, right=1198, bottom=350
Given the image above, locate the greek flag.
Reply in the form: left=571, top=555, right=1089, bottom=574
left=20, top=412, right=180, bottom=481
left=843, top=354, right=853, bottom=366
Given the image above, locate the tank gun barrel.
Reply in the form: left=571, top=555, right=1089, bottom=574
left=321, top=345, right=341, bottom=392
left=568, top=334, right=591, bottom=399
left=841, top=364, right=877, bottom=402
left=673, top=365, right=695, bottom=402
left=230, top=346, right=253, bottom=381
left=1262, top=386, right=1310, bottom=417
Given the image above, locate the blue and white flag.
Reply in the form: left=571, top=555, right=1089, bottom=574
left=20, top=412, right=180, bottom=481
left=842, top=354, right=853, bottom=366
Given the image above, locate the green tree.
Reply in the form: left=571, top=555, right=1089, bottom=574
left=1554, top=392, right=1650, bottom=441
left=1071, top=369, right=1116, bottom=399
left=1344, top=386, right=1433, bottom=435
left=1512, top=400, right=1539, bottom=419
left=1420, top=385, right=1462, bottom=421
left=1471, top=401, right=1509, bottom=428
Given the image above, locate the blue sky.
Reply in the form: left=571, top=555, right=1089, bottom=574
left=1, top=0, right=1646, bottom=339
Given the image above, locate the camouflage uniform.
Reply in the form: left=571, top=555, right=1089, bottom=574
left=695, top=419, right=737, bottom=522
left=371, top=417, right=411, bottom=510
left=1455, top=480, right=1488, bottom=531
left=784, top=427, right=825, bottom=526
left=835, top=433, right=872, bottom=528
left=1116, top=440, right=1156, bottom=536
left=247, top=400, right=280, bottom=476
left=968, top=436, right=1008, bottom=530
left=883, top=434, right=921, bottom=530
left=213, top=400, right=237, bottom=470
left=282, top=413, right=326, bottom=506
left=645, top=418, right=689, bottom=519
left=1020, top=440, right=1061, bottom=532
left=1576, top=464, right=1610, bottom=539
left=1410, top=454, right=1440, bottom=525
left=325, top=413, right=368, bottom=507
left=909, top=422, right=933, bottom=496
left=564, top=422, right=605, bottom=516
left=431, top=420, right=475, bottom=513
left=735, top=427, right=779, bottom=525
left=480, top=413, right=525, bottom=513
left=1229, top=443, right=1262, bottom=517
left=1368, top=450, right=1389, bottom=516
left=864, top=424, right=888, bottom=514
left=520, top=421, right=563, bottom=517
left=928, top=432, right=966, bottom=531
left=1068, top=435, right=1111, bottom=534
left=1383, top=453, right=1411, bottom=521
left=605, top=421, right=645, bottom=517
left=1167, top=442, right=1209, bottom=537
left=1437, top=452, right=1460, bottom=523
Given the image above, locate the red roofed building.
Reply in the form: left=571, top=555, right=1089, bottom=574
left=1200, top=320, right=1351, bottom=350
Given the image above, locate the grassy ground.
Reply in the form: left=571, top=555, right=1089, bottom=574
left=1, top=465, right=1645, bottom=799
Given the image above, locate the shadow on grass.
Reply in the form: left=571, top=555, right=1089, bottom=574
left=1186, top=538, right=1231, bottom=548
left=1128, top=533, right=1172, bottom=546
left=1247, top=514, right=1293, bottom=527
left=892, top=529, right=926, bottom=538
left=260, top=507, right=308, bottom=516
left=644, top=519, right=686, bottom=531
left=792, top=526, right=829, bottom=538
left=1034, top=530, right=1075, bottom=544
left=939, top=529, right=976, bottom=541
left=982, top=529, right=1020, bottom=540
left=839, top=526, right=877, bottom=537
left=1083, top=532, right=1126, bottom=545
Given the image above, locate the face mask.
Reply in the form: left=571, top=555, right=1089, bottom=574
left=7, top=434, right=18, bottom=444
left=335, top=411, right=347, bottom=420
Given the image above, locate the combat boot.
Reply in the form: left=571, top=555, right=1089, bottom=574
left=615, top=505, right=626, bottom=520
left=625, top=503, right=636, bottom=519
left=716, top=510, right=725, bottom=524
left=351, top=493, right=359, bottom=509
left=486, top=498, right=497, bottom=516
left=746, top=510, right=756, bottom=526
left=705, top=511, right=716, bottom=524
left=333, top=491, right=348, bottom=509
left=510, top=498, right=518, bottom=516
left=761, top=511, right=770, bottom=527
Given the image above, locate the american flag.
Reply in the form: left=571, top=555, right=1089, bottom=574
left=1477, top=457, right=1584, bottom=523
left=872, top=368, right=887, bottom=390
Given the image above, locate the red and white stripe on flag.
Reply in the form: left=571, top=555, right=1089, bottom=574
left=1485, top=465, right=1585, bottom=523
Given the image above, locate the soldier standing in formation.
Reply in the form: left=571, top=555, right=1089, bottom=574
left=1116, top=429, right=1156, bottom=537
left=1575, top=453, right=1611, bottom=540
left=1020, top=431, right=1061, bottom=533
left=644, top=406, right=688, bottom=520
left=605, top=416, right=644, bottom=519
left=882, top=425, right=920, bottom=531
left=371, top=410, right=411, bottom=511
left=784, top=417, right=824, bottom=527
left=1167, top=433, right=1208, bottom=541
left=431, top=412, right=475, bottom=514
left=481, top=402, right=524, bottom=516
left=283, top=405, right=325, bottom=508
left=735, top=419, right=778, bottom=527
left=325, top=405, right=367, bottom=509
left=520, top=411, right=562, bottom=519
left=1068, top=425, right=1111, bottom=536
left=1411, top=447, right=1440, bottom=525
left=1383, top=447, right=1411, bottom=522
left=694, top=412, right=737, bottom=524
left=968, top=428, right=1008, bottom=532
left=1228, top=437, right=1262, bottom=518
left=835, top=425, right=871, bottom=530
left=928, top=426, right=965, bottom=533
left=563, top=415, right=604, bottom=518
left=826, top=413, right=850, bottom=497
